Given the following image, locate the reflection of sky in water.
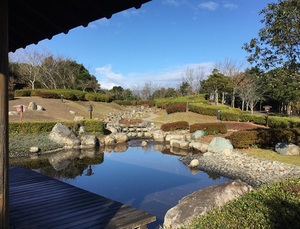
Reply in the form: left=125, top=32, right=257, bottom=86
left=64, top=147, right=230, bottom=229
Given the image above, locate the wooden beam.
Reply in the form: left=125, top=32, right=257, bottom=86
left=0, top=0, right=9, bottom=227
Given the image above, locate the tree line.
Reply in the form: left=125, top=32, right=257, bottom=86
left=8, top=0, right=300, bottom=115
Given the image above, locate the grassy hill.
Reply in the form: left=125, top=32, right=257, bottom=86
left=9, top=96, right=126, bottom=122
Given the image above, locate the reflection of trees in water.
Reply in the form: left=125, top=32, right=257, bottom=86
left=206, top=171, right=221, bottom=180
left=10, top=149, right=104, bottom=179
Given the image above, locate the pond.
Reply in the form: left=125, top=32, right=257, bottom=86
left=12, top=140, right=230, bottom=229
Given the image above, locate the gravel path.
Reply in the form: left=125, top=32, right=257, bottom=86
left=180, top=151, right=300, bottom=188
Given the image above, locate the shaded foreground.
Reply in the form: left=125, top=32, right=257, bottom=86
left=9, top=167, right=156, bottom=228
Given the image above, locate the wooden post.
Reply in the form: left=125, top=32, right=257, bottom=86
left=0, top=0, right=9, bottom=227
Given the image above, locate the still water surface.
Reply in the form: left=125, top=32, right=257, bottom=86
left=57, top=142, right=229, bottom=229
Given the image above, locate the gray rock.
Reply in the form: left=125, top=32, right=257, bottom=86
left=115, top=133, right=128, bottom=143
left=164, top=180, right=253, bottom=229
left=189, top=159, right=199, bottom=167
left=80, top=135, right=99, bottom=149
left=36, top=105, right=45, bottom=111
left=49, top=123, right=80, bottom=148
left=104, top=135, right=116, bottom=145
left=141, top=141, right=147, bottom=147
left=189, top=142, right=208, bottom=153
left=153, top=130, right=165, bottom=142
left=191, top=130, right=205, bottom=140
left=165, top=134, right=184, bottom=142
left=29, top=146, right=40, bottom=153
left=275, top=143, right=300, bottom=155
left=208, top=137, right=233, bottom=154
left=28, top=101, right=37, bottom=110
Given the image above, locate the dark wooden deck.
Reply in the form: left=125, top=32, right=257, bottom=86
left=9, top=167, right=156, bottom=229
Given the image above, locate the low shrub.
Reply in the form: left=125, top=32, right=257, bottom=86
left=188, top=103, right=229, bottom=116
left=155, top=94, right=209, bottom=108
left=166, top=103, right=187, bottom=114
left=190, top=122, right=227, bottom=135
left=241, top=113, right=266, bottom=125
left=85, top=93, right=111, bottom=102
left=9, top=121, right=57, bottom=134
left=186, top=179, right=300, bottom=229
left=227, top=130, right=259, bottom=148
left=136, top=100, right=155, bottom=107
left=227, top=128, right=300, bottom=148
left=14, top=89, right=32, bottom=97
left=220, top=109, right=242, bottom=121
left=289, top=118, right=300, bottom=128
left=268, top=116, right=290, bottom=128
left=161, top=121, right=189, bottom=132
left=9, top=120, right=104, bottom=134
left=36, top=91, right=60, bottom=99
left=83, top=120, right=104, bottom=133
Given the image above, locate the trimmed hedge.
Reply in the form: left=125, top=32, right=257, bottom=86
left=220, top=109, right=242, bottom=121
left=241, top=113, right=266, bottom=125
left=190, top=122, right=227, bottom=135
left=188, top=103, right=231, bottom=116
left=227, top=130, right=259, bottom=148
left=155, top=94, right=209, bottom=108
left=36, top=91, right=60, bottom=99
left=85, top=93, right=111, bottom=102
left=14, top=89, right=32, bottom=97
left=114, top=100, right=155, bottom=107
left=166, top=103, right=187, bottom=114
left=228, top=128, right=300, bottom=148
left=160, top=121, right=189, bottom=132
left=9, top=120, right=104, bottom=134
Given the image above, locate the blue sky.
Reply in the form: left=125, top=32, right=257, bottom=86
left=13, top=0, right=273, bottom=89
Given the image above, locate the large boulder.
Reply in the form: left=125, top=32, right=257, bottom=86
left=104, top=135, right=116, bottom=145
left=275, top=143, right=300, bottom=155
left=80, top=135, right=99, bottom=149
left=28, top=101, right=37, bottom=110
left=115, top=133, right=128, bottom=144
left=170, top=140, right=190, bottom=149
left=164, top=180, right=253, bottom=229
left=49, top=123, right=80, bottom=148
left=207, top=137, right=233, bottom=154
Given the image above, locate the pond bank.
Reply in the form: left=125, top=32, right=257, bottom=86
left=180, top=151, right=300, bottom=188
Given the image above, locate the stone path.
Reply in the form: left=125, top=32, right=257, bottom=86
left=180, top=151, right=300, bottom=187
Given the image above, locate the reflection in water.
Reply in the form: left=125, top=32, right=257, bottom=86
left=10, top=140, right=229, bottom=229
left=10, top=148, right=104, bottom=180
left=85, top=165, right=94, bottom=176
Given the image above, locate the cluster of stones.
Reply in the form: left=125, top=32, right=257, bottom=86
left=103, top=105, right=153, bottom=123
left=164, top=137, right=300, bottom=228
left=9, top=101, right=45, bottom=116
left=180, top=150, right=300, bottom=188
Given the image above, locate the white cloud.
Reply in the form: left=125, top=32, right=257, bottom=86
left=224, top=3, right=238, bottom=10
left=198, top=1, right=219, bottom=11
left=163, top=0, right=185, bottom=7
left=95, top=64, right=126, bottom=89
left=94, top=63, right=214, bottom=90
